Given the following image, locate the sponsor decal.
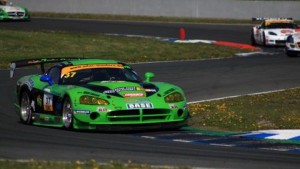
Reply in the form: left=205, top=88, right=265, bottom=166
left=36, top=95, right=42, bottom=107
left=281, top=29, right=293, bottom=34
left=145, top=88, right=157, bottom=92
left=104, top=87, right=143, bottom=94
left=124, top=93, right=144, bottom=97
left=28, top=60, right=40, bottom=64
left=61, top=64, right=124, bottom=77
left=25, top=79, right=34, bottom=91
left=73, top=110, right=90, bottom=114
left=63, top=72, right=76, bottom=79
left=43, top=94, right=53, bottom=111
left=125, top=98, right=151, bottom=103
left=44, top=117, right=50, bottom=122
left=126, top=103, right=154, bottom=109
left=97, top=107, right=108, bottom=112
left=169, top=104, right=178, bottom=109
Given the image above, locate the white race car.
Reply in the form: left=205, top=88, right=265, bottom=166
left=251, top=18, right=300, bottom=46
left=0, top=0, right=30, bottom=21
left=285, top=32, right=300, bottom=57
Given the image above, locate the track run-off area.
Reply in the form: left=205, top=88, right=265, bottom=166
left=1, top=18, right=300, bottom=169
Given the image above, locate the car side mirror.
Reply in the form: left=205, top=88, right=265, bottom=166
left=40, top=75, right=54, bottom=86
left=144, top=72, right=155, bottom=83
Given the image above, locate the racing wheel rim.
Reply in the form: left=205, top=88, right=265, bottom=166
left=20, top=91, right=31, bottom=123
left=62, top=97, right=73, bottom=129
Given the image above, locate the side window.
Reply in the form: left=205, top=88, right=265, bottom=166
left=47, top=67, right=61, bottom=84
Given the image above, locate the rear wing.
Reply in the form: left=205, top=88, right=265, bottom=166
left=252, top=17, right=293, bottom=21
left=10, top=58, right=83, bottom=78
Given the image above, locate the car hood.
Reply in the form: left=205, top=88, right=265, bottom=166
left=81, top=81, right=158, bottom=98
left=265, top=28, right=297, bottom=36
left=0, top=5, right=25, bottom=12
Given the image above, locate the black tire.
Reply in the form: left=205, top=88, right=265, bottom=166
left=62, top=97, right=74, bottom=130
left=286, top=49, right=297, bottom=57
left=19, top=90, right=33, bottom=124
left=251, top=31, right=256, bottom=46
left=262, top=33, right=266, bottom=46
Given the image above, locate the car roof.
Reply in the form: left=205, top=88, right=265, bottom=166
left=62, top=59, right=120, bottom=66
left=265, top=19, right=294, bottom=25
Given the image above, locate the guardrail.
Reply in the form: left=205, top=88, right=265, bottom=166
left=12, top=0, right=300, bottom=20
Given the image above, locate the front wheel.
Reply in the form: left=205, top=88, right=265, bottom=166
left=62, top=97, right=74, bottom=130
left=20, top=91, right=32, bottom=124
left=262, top=33, right=266, bottom=46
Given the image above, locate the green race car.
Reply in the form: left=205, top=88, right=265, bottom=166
left=0, top=0, right=30, bottom=21
left=10, top=58, right=189, bottom=131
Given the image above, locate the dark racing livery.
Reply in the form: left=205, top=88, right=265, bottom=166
left=10, top=58, right=189, bottom=131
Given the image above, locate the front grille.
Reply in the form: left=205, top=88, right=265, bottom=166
left=275, top=40, right=286, bottom=44
left=7, top=12, right=24, bottom=17
left=107, top=109, right=170, bottom=122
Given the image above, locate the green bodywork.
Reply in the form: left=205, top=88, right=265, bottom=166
left=14, top=59, right=188, bottom=131
left=0, top=4, right=30, bottom=21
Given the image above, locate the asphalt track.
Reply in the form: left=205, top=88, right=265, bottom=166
left=1, top=18, right=300, bottom=168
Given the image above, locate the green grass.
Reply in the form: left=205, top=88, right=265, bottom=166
left=0, top=159, right=191, bottom=169
left=188, top=88, right=300, bottom=132
left=0, top=29, right=249, bottom=68
left=31, top=12, right=254, bottom=24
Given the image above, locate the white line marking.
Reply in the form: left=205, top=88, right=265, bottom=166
left=173, top=139, right=193, bottom=143
left=210, top=143, right=235, bottom=147
left=141, top=136, right=156, bottom=139
left=188, top=88, right=294, bottom=104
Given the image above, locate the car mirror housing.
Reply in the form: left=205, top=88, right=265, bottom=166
left=144, top=72, right=155, bottom=83
left=40, top=75, right=54, bottom=86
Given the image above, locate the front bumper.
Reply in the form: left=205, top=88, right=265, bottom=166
left=286, top=42, right=300, bottom=56
left=265, top=35, right=287, bottom=46
left=76, top=120, right=188, bottom=131
left=0, top=11, right=30, bottom=21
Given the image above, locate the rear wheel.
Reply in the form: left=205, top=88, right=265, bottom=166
left=251, top=31, right=256, bottom=46
left=62, top=97, right=73, bottom=130
left=20, top=91, right=32, bottom=124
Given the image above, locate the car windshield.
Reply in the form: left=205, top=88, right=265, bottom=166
left=61, top=66, right=142, bottom=85
left=265, top=23, right=298, bottom=29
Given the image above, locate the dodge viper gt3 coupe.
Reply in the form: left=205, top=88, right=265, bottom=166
left=251, top=18, right=300, bottom=46
left=285, top=32, right=300, bottom=57
left=0, top=0, right=30, bottom=21
left=10, top=58, right=189, bottom=131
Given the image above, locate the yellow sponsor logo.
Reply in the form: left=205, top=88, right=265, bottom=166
left=61, top=64, right=123, bottom=77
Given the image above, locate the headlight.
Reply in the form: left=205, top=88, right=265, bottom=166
left=80, top=95, right=109, bottom=105
left=268, top=32, right=277, bottom=36
left=164, top=92, right=184, bottom=103
left=286, top=36, right=294, bottom=43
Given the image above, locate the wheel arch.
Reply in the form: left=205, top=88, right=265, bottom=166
left=18, top=85, right=32, bottom=104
